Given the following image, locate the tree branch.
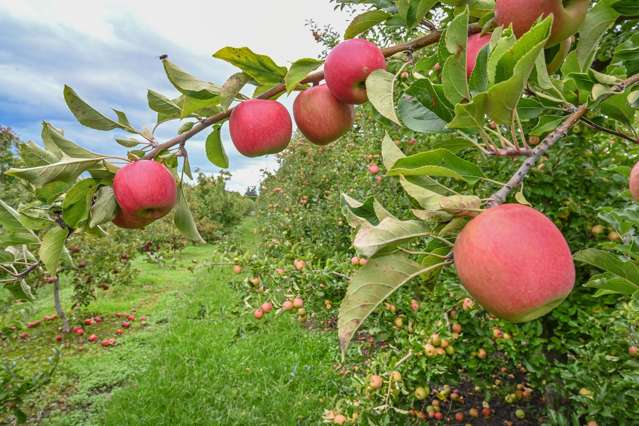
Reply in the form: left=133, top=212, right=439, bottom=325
left=580, top=117, right=638, bottom=144
left=486, top=105, right=588, bottom=207
left=143, top=25, right=481, bottom=161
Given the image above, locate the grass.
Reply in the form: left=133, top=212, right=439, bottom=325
left=2, top=219, right=343, bottom=425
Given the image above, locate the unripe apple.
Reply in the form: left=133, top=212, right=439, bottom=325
left=369, top=374, right=383, bottom=390
left=368, top=164, right=380, bottom=175
left=294, top=259, right=306, bottom=271
left=415, top=386, right=429, bottom=400
left=233, top=265, right=242, bottom=274
left=462, top=298, right=474, bottom=311
left=324, top=39, right=386, bottom=104
left=293, top=84, right=354, bottom=145
left=430, top=333, right=442, bottom=347
left=229, top=99, right=292, bottom=157
left=591, top=224, right=605, bottom=237
left=466, top=33, right=491, bottom=77
left=454, top=204, right=575, bottom=322
left=495, top=0, right=590, bottom=46
left=469, top=407, right=479, bottom=418
left=608, top=231, right=621, bottom=242
left=390, top=371, right=402, bottom=382
left=275, top=268, right=285, bottom=275
left=452, top=323, right=462, bottom=333
left=629, top=161, right=639, bottom=201
left=254, top=308, right=264, bottom=319
left=477, top=348, right=487, bottom=359
left=293, top=297, right=304, bottom=309
left=261, top=302, right=273, bottom=313
left=113, top=160, right=177, bottom=228
left=410, top=299, right=420, bottom=312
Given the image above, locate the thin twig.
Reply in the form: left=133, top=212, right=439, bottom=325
left=580, top=117, right=638, bottom=144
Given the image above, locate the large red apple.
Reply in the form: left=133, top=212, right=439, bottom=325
left=453, top=204, right=575, bottom=322
left=324, top=39, right=386, bottom=104
left=293, top=85, right=354, bottom=145
left=495, top=0, right=590, bottom=46
left=229, top=99, right=292, bottom=157
left=629, top=161, right=639, bottom=201
left=467, top=33, right=491, bottom=77
left=112, top=160, right=177, bottom=228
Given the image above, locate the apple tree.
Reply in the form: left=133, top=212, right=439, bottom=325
left=0, top=0, right=638, bottom=355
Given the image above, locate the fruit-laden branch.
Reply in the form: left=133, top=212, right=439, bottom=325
left=487, top=72, right=639, bottom=207
left=143, top=25, right=480, bottom=160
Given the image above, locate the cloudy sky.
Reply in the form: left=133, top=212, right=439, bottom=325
left=0, top=0, right=356, bottom=191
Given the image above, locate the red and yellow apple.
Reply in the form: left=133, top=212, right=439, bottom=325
left=629, top=161, right=639, bottom=201
left=324, top=39, right=386, bottom=104
left=229, top=99, right=292, bottom=157
left=293, top=84, right=354, bottom=145
left=453, top=204, right=575, bottom=322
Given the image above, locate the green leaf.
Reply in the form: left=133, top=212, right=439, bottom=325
left=115, top=137, right=142, bottom=148
left=441, top=7, right=470, bottom=105
left=576, top=0, right=619, bottom=71
left=366, top=69, right=401, bottom=125
left=381, top=132, right=405, bottom=170
left=63, top=86, right=135, bottom=132
left=0, top=200, right=39, bottom=247
left=205, top=125, right=229, bottom=168
left=62, top=179, right=98, bottom=228
left=6, top=157, right=108, bottom=187
left=147, top=89, right=182, bottom=115
left=174, top=187, right=205, bottom=243
left=89, top=186, right=117, bottom=228
left=181, top=96, right=221, bottom=118
left=400, top=176, right=444, bottom=210
left=178, top=121, right=195, bottom=134
left=35, top=181, right=71, bottom=203
left=344, top=10, right=391, bottom=39
left=39, top=226, right=69, bottom=274
left=354, top=216, right=428, bottom=258
left=397, top=96, right=448, bottom=133
left=19, top=141, right=58, bottom=166
left=220, top=73, right=250, bottom=109
left=601, top=92, right=635, bottom=128
left=575, top=248, right=639, bottom=295
left=42, top=122, right=103, bottom=159
left=341, top=194, right=383, bottom=228
left=213, top=47, right=287, bottom=85
left=388, top=149, right=483, bottom=185
left=285, top=58, right=322, bottom=93
left=338, top=254, right=443, bottom=354
left=162, top=59, right=220, bottom=99
left=405, top=80, right=454, bottom=122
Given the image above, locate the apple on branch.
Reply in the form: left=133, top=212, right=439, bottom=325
left=112, top=160, right=177, bottom=229
left=229, top=99, right=292, bottom=157
left=324, top=39, right=386, bottom=104
left=293, top=84, right=354, bottom=145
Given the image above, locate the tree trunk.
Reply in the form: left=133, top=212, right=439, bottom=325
left=53, top=277, right=69, bottom=333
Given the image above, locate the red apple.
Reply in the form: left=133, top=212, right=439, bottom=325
left=233, top=264, right=242, bottom=274
left=254, top=308, right=264, bottom=320
left=261, top=302, right=273, bottom=313
left=229, top=99, right=292, bottom=157
left=324, top=39, right=386, bottom=104
left=630, top=346, right=638, bottom=357
left=113, top=160, right=177, bottom=227
left=369, top=374, right=383, bottom=390
left=74, top=327, right=84, bottom=336
left=294, top=259, right=305, bottom=271
left=358, top=257, right=368, bottom=266
left=84, top=318, right=94, bottom=326
left=368, top=164, right=380, bottom=175
left=115, top=329, right=124, bottom=335
left=127, top=315, right=135, bottom=321
left=629, top=161, right=639, bottom=201
left=293, top=297, right=304, bottom=309
left=466, top=33, right=491, bottom=77
left=55, top=335, right=63, bottom=343
left=293, top=84, right=354, bottom=145
left=495, top=0, right=590, bottom=46
left=351, top=256, right=359, bottom=265
left=122, top=321, right=130, bottom=328
left=454, top=204, right=575, bottom=322
left=88, top=334, right=98, bottom=343
left=282, top=300, right=294, bottom=311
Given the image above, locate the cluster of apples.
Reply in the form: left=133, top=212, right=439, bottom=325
left=466, top=0, right=590, bottom=77
left=229, top=38, right=386, bottom=156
